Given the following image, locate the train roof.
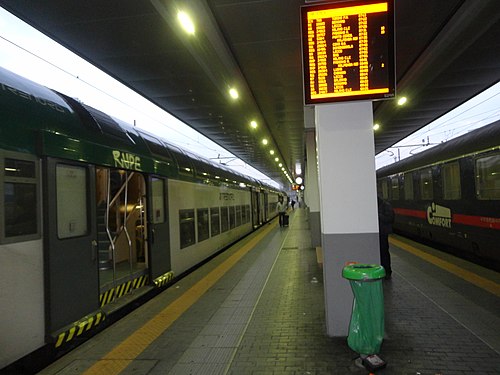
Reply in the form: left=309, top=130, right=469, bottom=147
left=0, top=66, right=280, bottom=193
left=377, top=120, right=500, bottom=177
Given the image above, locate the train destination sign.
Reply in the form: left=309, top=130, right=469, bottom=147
left=301, top=0, right=395, bottom=104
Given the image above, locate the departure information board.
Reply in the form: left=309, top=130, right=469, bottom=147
left=301, top=0, right=395, bottom=104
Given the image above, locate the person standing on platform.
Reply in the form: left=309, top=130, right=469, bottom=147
left=277, top=196, right=287, bottom=227
left=291, top=200, right=296, bottom=210
left=377, top=196, right=395, bottom=279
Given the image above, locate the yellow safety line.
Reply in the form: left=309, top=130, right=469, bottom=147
left=390, top=237, right=500, bottom=297
left=83, top=220, right=278, bottom=375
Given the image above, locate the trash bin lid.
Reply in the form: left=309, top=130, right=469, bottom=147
left=342, top=264, right=386, bottom=281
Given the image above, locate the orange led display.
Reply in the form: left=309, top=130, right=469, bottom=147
left=301, top=0, right=395, bottom=104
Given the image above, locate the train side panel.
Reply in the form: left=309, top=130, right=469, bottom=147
left=0, top=152, right=45, bottom=368
left=0, top=239, right=45, bottom=368
left=168, top=180, right=252, bottom=275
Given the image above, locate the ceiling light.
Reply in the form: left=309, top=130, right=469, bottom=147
left=270, top=150, right=275, bottom=155
left=295, top=163, right=302, bottom=175
left=177, top=11, right=195, bottom=35
left=250, top=120, right=257, bottom=129
left=373, top=123, right=380, bottom=131
left=229, top=88, right=239, bottom=99
left=397, top=97, right=407, bottom=106
left=296, top=176, right=303, bottom=184
left=262, top=138, right=268, bottom=145
left=279, top=163, right=282, bottom=167
left=275, top=157, right=279, bottom=162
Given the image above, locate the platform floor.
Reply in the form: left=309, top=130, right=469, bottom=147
left=38, top=208, right=500, bottom=375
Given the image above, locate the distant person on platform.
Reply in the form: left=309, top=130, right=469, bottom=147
left=378, top=196, right=395, bottom=279
left=291, top=200, right=296, bottom=210
left=277, top=196, right=287, bottom=227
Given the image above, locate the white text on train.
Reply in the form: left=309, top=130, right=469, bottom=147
left=427, top=203, right=452, bottom=228
left=1, top=83, right=67, bottom=113
left=219, top=193, right=234, bottom=201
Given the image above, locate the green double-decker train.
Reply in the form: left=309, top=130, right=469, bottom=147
left=0, top=67, right=283, bottom=371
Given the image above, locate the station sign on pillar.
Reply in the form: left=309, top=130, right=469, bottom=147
left=300, top=0, right=395, bottom=337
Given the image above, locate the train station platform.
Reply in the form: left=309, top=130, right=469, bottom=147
left=37, top=208, right=500, bottom=375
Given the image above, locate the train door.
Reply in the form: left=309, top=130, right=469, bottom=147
left=44, top=158, right=98, bottom=333
left=95, top=168, right=148, bottom=293
left=252, top=189, right=260, bottom=227
left=263, top=192, right=269, bottom=222
left=259, top=192, right=265, bottom=224
left=148, top=176, right=170, bottom=279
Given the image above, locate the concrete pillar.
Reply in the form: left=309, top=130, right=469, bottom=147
left=316, top=101, right=380, bottom=337
left=304, top=106, right=321, bottom=248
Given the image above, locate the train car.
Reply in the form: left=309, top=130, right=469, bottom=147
left=376, top=122, right=500, bottom=265
left=0, top=66, right=283, bottom=370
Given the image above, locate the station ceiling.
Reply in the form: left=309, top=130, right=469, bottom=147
left=1, top=0, right=499, bottom=187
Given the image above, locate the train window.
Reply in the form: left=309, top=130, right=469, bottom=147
left=221, top=207, right=229, bottom=233
left=210, top=207, right=220, bottom=236
left=197, top=208, right=209, bottom=242
left=56, top=164, right=88, bottom=239
left=380, top=179, right=389, bottom=200
left=246, top=205, right=251, bottom=223
left=168, top=146, right=194, bottom=178
left=179, top=209, right=195, bottom=248
left=4, top=159, right=36, bottom=178
left=419, top=168, right=433, bottom=200
left=4, top=183, right=37, bottom=237
left=140, top=133, right=174, bottom=165
left=240, top=205, right=246, bottom=224
left=235, top=205, right=242, bottom=227
left=442, top=162, right=461, bottom=200
left=151, top=178, right=165, bottom=224
left=403, top=172, right=414, bottom=200
left=391, top=176, right=400, bottom=200
left=476, top=155, right=500, bottom=200
left=229, top=206, right=236, bottom=229
left=83, top=105, right=134, bottom=144
left=2, top=156, right=40, bottom=242
left=269, top=201, right=276, bottom=215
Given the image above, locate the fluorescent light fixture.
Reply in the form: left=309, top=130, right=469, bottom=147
left=373, top=123, right=380, bottom=131
left=250, top=120, right=258, bottom=129
left=397, top=97, right=407, bottom=106
left=262, top=138, right=268, bottom=145
left=177, top=11, right=195, bottom=35
left=270, top=150, right=275, bottom=155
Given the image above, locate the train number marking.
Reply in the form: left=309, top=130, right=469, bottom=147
left=219, top=193, right=234, bottom=201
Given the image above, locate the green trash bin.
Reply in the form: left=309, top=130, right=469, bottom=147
left=342, top=263, right=386, bottom=356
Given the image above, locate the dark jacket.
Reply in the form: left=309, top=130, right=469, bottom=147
left=378, top=197, right=395, bottom=235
